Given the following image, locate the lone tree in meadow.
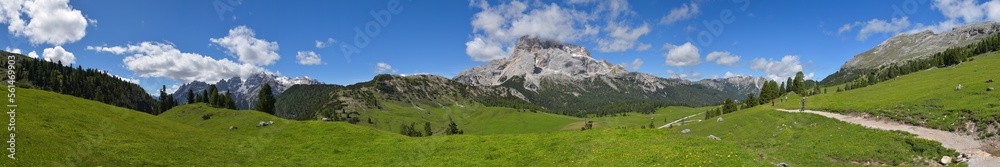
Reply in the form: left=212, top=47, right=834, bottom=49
left=257, top=84, right=276, bottom=115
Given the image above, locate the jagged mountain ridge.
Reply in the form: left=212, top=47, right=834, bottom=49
left=276, top=74, right=533, bottom=120
left=452, top=35, right=766, bottom=115
left=172, top=73, right=320, bottom=109
left=454, top=35, right=628, bottom=91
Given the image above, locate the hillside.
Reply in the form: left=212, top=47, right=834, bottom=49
left=674, top=106, right=960, bottom=166
left=780, top=51, right=1000, bottom=142
left=0, top=51, right=157, bottom=114
left=824, top=22, right=1000, bottom=85
left=6, top=88, right=775, bottom=166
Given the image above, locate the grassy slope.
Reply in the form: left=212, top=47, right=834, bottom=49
left=362, top=102, right=582, bottom=135
left=777, top=52, right=1000, bottom=137
left=584, top=106, right=711, bottom=130
left=672, top=106, right=960, bottom=166
left=6, top=88, right=771, bottom=166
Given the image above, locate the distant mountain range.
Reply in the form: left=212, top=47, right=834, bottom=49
left=276, top=35, right=767, bottom=119
left=172, top=73, right=320, bottom=109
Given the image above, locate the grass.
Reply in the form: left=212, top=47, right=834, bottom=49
left=4, top=82, right=965, bottom=166
left=360, top=101, right=582, bottom=135
left=776, top=52, right=1000, bottom=137
left=585, top=106, right=712, bottom=129
left=671, top=106, right=962, bottom=166
left=5, top=88, right=772, bottom=166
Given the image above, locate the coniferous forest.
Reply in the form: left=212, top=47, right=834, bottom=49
left=1, top=51, right=158, bottom=114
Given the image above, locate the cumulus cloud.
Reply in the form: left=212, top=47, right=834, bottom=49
left=659, top=1, right=700, bottom=25
left=87, top=42, right=267, bottom=83
left=597, top=23, right=650, bottom=52
left=374, top=62, right=397, bottom=74
left=210, top=26, right=280, bottom=66
left=705, top=51, right=740, bottom=66
left=636, top=43, right=652, bottom=51
left=663, top=42, right=700, bottom=67
left=26, top=51, right=38, bottom=58
left=42, top=45, right=74, bottom=64
left=114, top=75, right=140, bottom=84
left=315, top=38, right=335, bottom=48
left=839, top=17, right=911, bottom=41
left=3, top=47, right=19, bottom=54
left=667, top=70, right=701, bottom=80
left=619, top=58, right=643, bottom=71
left=750, top=55, right=805, bottom=81
left=295, top=51, right=322, bottom=65
left=905, top=0, right=1000, bottom=34
left=465, top=0, right=651, bottom=61
left=723, top=71, right=747, bottom=78
left=0, top=0, right=90, bottom=45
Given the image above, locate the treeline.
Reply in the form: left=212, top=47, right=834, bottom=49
left=706, top=71, right=825, bottom=119
left=1, top=51, right=157, bottom=114
left=828, top=31, right=1000, bottom=88
left=398, top=117, right=463, bottom=137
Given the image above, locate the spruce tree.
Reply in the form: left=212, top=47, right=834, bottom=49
left=257, top=84, right=276, bottom=115
left=187, top=89, right=195, bottom=104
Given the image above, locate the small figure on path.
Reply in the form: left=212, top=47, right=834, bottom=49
left=771, top=99, right=775, bottom=106
left=800, top=97, right=806, bottom=111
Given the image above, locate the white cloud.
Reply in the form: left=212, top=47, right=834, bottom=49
left=596, top=23, right=650, bottom=52
left=0, top=0, right=90, bottom=45
left=723, top=71, right=747, bottom=78
left=315, top=38, right=335, bottom=48
left=905, top=0, right=1000, bottom=34
left=210, top=26, right=280, bottom=66
left=295, top=51, right=322, bottom=65
left=837, top=24, right=853, bottom=35
left=465, top=0, right=650, bottom=61
left=659, top=1, right=700, bottom=25
left=3, top=47, right=19, bottom=54
left=619, top=58, right=643, bottom=71
left=856, top=17, right=911, bottom=41
left=26, top=51, right=38, bottom=58
left=663, top=42, right=700, bottom=67
left=42, top=45, right=74, bottom=64
left=636, top=43, right=651, bottom=51
left=934, top=0, right=984, bottom=23
left=750, top=55, right=805, bottom=81
left=667, top=70, right=701, bottom=80
left=113, top=75, right=140, bottom=85
left=374, top=62, right=397, bottom=74
left=87, top=42, right=267, bottom=83
left=705, top=51, right=740, bottom=66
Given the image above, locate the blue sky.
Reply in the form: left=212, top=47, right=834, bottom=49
left=1, top=0, right=995, bottom=94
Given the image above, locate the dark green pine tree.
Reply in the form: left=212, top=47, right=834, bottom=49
left=256, top=84, right=276, bottom=115
left=225, top=90, right=236, bottom=109
left=187, top=89, right=195, bottom=104
left=208, top=84, right=219, bottom=107
left=201, top=90, right=209, bottom=103
left=195, top=92, right=204, bottom=103
left=158, top=85, right=169, bottom=114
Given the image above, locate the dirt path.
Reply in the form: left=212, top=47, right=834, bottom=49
left=775, top=109, right=1000, bottom=166
left=657, top=113, right=701, bottom=129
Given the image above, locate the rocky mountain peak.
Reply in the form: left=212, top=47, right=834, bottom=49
left=172, top=72, right=320, bottom=109
left=454, top=35, right=626, bottom=90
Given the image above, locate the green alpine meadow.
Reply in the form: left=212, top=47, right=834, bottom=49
left=3, top=0, right=1000, bottom=166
